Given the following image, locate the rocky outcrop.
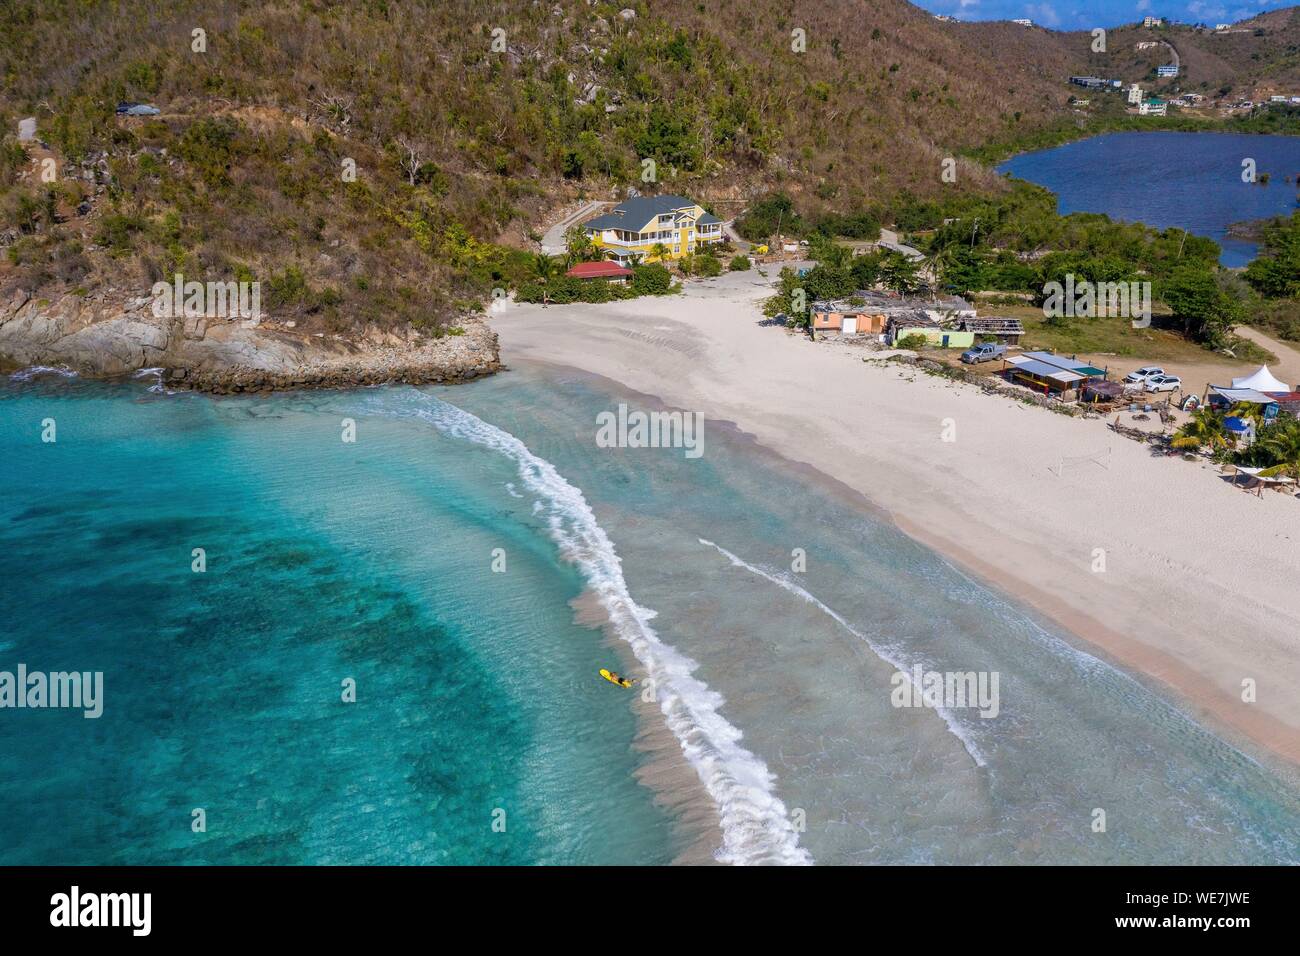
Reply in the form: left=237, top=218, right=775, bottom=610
left=0, top=287, right=501, bottom=393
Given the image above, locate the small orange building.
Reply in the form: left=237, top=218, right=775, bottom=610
left=810, top=303, right=889, bottom=335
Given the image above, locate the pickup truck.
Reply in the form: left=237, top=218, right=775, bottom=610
left=960, top=343, right=1007, bottom=364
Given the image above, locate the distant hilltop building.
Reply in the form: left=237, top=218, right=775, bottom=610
left=1127, top=84, right=1144, bottom=104
left=1157, top=65, right=1179, bottom=78
left=1143, top=16, right=1164, bottom=28
left=1012, top=18, right=1033, bottom=27
left=1070, top=76, right=1121, bottom=91
left=1215, top=24, right=1230, bottom=31
left=582, top=195, right=722, bottom=266
left=1139, top=98, right=1168, bottom=116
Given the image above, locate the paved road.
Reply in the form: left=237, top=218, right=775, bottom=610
left=540, top=200, right=608, bottom=255
left=877, top=228, right=925, bottom=261
left=1159, top=39, right=1180, bottom=71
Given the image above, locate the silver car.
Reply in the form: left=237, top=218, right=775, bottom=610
left=1124, top=365, right=1164, bottom=384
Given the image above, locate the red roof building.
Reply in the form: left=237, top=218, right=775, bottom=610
left=566, top=261, right=633, bottom=280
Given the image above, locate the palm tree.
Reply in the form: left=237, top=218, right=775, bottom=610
left=649, top=242, right=670, bottom=263
left=564, top=226, right=592, bottom=266
left=1256, top=418, right=1300, bottom=477
left=924, top=242, right=960, bottom=300
left=533, top=253, right=557, bottom=281
left=1228, top=401, right=1268, bottom=426
left=1170, top=408, right=1232, bottom=453
left=627, top=252, right=645, bottom=268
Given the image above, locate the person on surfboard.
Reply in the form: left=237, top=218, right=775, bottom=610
left=599, top=668, right=634, bottom=688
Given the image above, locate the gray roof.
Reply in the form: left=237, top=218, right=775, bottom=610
left=584, top=194, right=705, bottom=231
left=885, top=311, right=940, bottom=329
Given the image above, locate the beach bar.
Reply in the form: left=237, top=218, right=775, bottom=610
left=1003, top=351, right=1106, bottom=397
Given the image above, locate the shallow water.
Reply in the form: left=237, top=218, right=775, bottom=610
left=3, top=365, right=1299, bottom=864
left=998, top=131, right=1300, bottom=266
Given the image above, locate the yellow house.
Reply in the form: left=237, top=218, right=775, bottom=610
left=583, top=195, right=723, bottom=264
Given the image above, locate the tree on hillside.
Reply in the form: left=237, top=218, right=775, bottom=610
left=1244, top=213, right=1300, bottom=299
left=1159, top=264, right=1243, bottom=348
left=880, top=251, right=920, bottom=295
left=736, top=193, right=804, bottom=243
left=849, top=252, right=881, bottom=289
left=808, top=235, right=852, bottom=269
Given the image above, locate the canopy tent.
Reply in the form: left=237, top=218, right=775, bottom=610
left=1208, top=386, right=1277, bottom=405
left=1231, top=365, right=1291, bottom=393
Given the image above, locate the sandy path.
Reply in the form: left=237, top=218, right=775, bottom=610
left=493, top=270, right=1300, bottom=768
left=1234, top=326, right=1300, bottom=388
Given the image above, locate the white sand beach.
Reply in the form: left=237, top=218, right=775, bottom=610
left=494, top=269, right=1300, bottom=767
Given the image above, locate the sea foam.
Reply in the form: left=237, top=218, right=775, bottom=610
left=9, top=366, right=78, bottom=382
left=383, top=392, right=813, bottom=866
left=699, top=538, right=989, bottom=768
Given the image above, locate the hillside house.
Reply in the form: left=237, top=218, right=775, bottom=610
left=1139, top=98, right=1168, bottom=116
left=582, top=195, right=723, bottom=265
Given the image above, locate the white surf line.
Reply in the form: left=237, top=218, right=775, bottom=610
left=9, top=365, right=78, bottom=381
left=934, top=553, right=1273, bottom=774
left=383, top=392, right=813, bottom=865
left=698, top=538, right=988, bottom=769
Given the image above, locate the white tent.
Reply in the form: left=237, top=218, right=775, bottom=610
left=1230, top=365, right=1291, bottom=393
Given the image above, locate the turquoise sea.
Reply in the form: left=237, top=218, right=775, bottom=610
left=3, top=365, right=1300, bottom=864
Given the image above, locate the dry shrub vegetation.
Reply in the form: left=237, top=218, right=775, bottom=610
left=0, top=0, right=1295, bottom=335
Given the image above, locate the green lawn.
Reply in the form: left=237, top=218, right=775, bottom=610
left=999, top=304, right=1275, bottom=364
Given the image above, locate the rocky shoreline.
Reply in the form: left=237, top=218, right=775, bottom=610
left=0, top=287, right=502, bottom=393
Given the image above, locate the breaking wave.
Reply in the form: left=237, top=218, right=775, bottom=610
left=698, top=538, right=988, bottom=768
left=376, top=391, right=813, bottom=866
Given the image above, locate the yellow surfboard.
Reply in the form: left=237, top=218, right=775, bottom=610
left=599, top=668, right=634, bottom=688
